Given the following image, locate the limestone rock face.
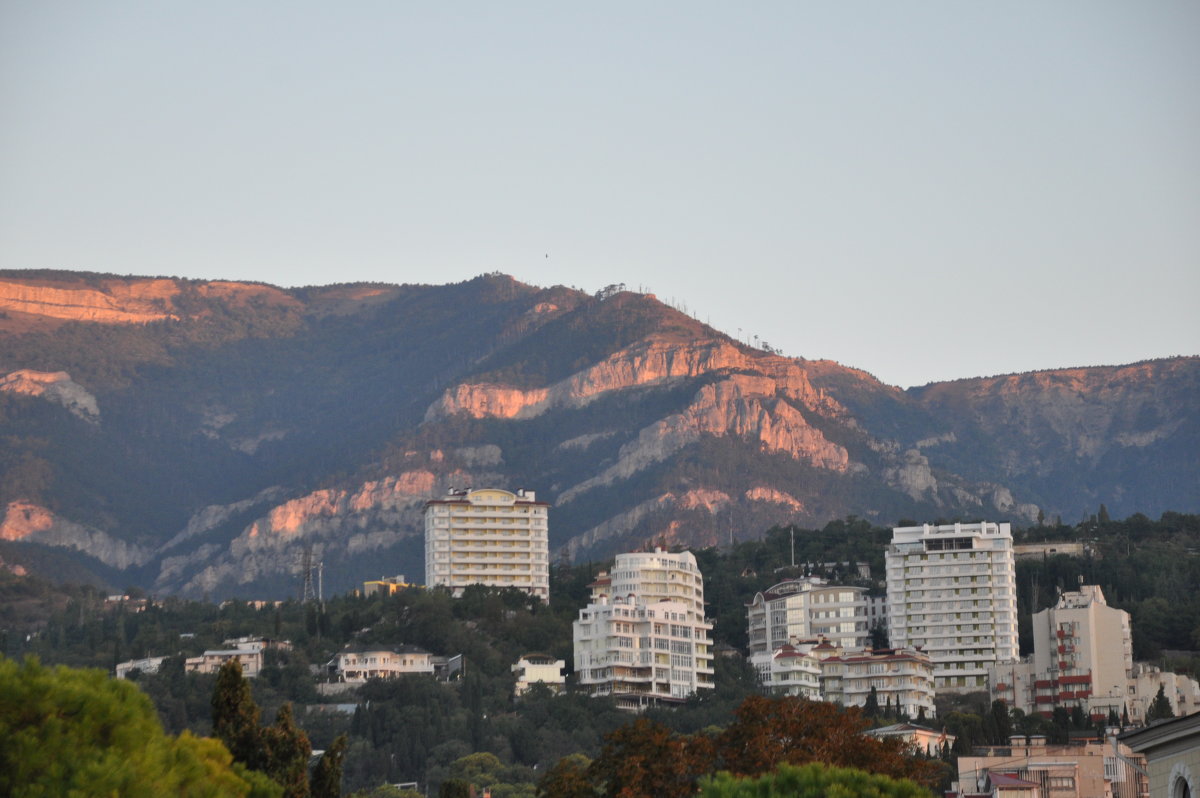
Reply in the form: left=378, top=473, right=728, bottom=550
left=0, top=370, right=99, bottom=421
left=559, top=374, right=849, bottom=503
left=744, top=487, right=805, bottom=512
left=0, top=276, right=300, bottom=328
left=425, top=335, right=844, bottom=422
left=154, top=468, right=490, bottom=596
left=0, top=501, right=150, bottom=569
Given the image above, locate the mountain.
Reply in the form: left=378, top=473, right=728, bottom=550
left=0, top=270, right=1195, bottom=598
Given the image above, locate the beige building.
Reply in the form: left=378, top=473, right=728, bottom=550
left=329, top=644, right=434, bottom=682
left=185, top=648, right=264, bottom=678
left=886, top=521, right=1019, bottom=692
left=954, top=735, right=1149, bottom=798
left=1122, top=711, right=1200, bottom=798
left=512, top=653, right=566, bottom=696
left=750, top=638, right=935, bottom=718
left=746, top=577, right=883, bottom=655
left=424, top=488, right=549, bottom=599
left=989, top=587, right=1200, bottom=725
left=867, top=722, right=955, bottom=757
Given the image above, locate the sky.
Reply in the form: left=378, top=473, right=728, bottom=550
left=1, top=2, right=1197, bottom=388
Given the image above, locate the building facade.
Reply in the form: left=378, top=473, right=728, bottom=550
left=185, top=648, right=264, bottom=678
left=424, top=488, right=549, bottom=600
left=953, top=735, right=1149, bottom=798
left=988, top=586, right=1200, bottom=724
left=746, top=577, right=883, bottom=655
left=886, top=521, right=1019, bottom=692
left=600, top=549, right=707, bottom=621
left=750, top=637, right=935, bottom=718
left=512, top=653, right=566, bottom=696
left=573, top=595, right=714, bottom=710
left=329, top=644, right=434, bottom=682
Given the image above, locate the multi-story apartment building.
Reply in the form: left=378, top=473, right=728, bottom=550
left=991, top=585, right=1133, bottom=719
left=424, top=488, right=549, bottom=600
left=599, top=548, right=707, bottom=621
left=746, top=577, right=884, bottom=655
left=750, top=637, right=935, bottom=718
left=990, top=586, right=1200, bottom=724
left=886, top=522, right=1019, bottom=692
left=573, top=595, right=714, bottom=710
left=827, top=647, right=936, bottom=719
left=574, top=549, right=714, bottom=710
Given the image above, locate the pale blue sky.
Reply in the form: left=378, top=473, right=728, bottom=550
left=2, top=2, right=1197, bottom=387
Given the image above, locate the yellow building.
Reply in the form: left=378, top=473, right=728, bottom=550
left=362, top=575, right=414, bottom=597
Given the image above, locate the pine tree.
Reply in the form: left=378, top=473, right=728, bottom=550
left=1098, top=504, right=1111, bottom=524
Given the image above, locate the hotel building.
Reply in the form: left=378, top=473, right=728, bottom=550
left=886, top=521, right=1019, bottom=692
left=424, top=488, right=549, bottom=600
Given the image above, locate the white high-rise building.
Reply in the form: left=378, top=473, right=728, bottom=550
left=745, top=577, right=885, bottom=655
left=886, top=521, right=1018, bottom=692
left=424, top=488, right=549, bottom=600
left=573, top=548, right=714, bottom=710
left=602, top=549, right=707, bottom=621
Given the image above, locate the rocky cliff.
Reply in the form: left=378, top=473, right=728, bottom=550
left=0, top=270, right=1193, bottom=597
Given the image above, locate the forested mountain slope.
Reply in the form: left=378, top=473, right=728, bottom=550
left=1, top=270, right=1195, bottom=597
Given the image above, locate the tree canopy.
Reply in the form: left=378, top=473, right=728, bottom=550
left=0, top=657, right=280, bottom=798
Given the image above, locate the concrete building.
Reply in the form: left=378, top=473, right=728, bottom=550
left=750, top=642, right=823, bottom=700
left=988, top=587, right=1200, bottom=724
left=953, top=735, right=1149, bottom=798
left=574, top=595, right=714, bottom=710
left=185, top=648, right=264, bottom=678
left=867, top=723, right=955, bottom=757
left=512, top=653, right=566, bottom=696
left=115, top=655, right=168, bottom=679
left=598, top=548, right=707, bottom=621
left=424, top=488, right=549, bottom=600
left=362, top=575, right=415, bottom=597
left=329, top=644, right=434, bottom=682
left=1121, top=711, right=1200, bottom=798
left=828, top=647, right=937, bottom=720
left=750, top=637, right=936, bottom=718
left=746, top=576, right=883, bottom=655
left=886, top=521, right=1019, bottom=692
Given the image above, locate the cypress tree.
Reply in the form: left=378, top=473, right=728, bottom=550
left=211, top=659, right=265, bottom=770
left=310, top=734, right=347, bottom=798
left=263, top=702, right=311, bottom=798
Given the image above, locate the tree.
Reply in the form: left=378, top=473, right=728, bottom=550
left=699, top=761, right=932, bottom=797
left=311, top=735, right=347, bottom=798
left=864, top=687, right=880, bottom=718
left=1146, top=684, right=1175, bottom=722
left=0, top=657, right=281, bottom=798
left=537, top=754, right=595, bottom=798
left=588, top=717, right=714, bottom=798
left=263, top=703, right=312, bottom=798
left=438, top=779, right=472, bottom=798
left=716, top=696, right=939, bottom=788
left=213, top=658, right=266, bottom=771
left=1098, top=504, right=1111, bottom=524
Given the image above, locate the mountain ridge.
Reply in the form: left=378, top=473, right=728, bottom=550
left=0, top=270, right=1194, bottom=597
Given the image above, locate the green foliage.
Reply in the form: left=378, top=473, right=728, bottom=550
left=699, top=761, right=934, bottom=798
left=310, top=734, right=347, bottom=798
left=214, top=658, right=267, bottom=770
left=0, top=657, right=281, bottom=798
left=1146, top=684, right=1174, bottom=722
